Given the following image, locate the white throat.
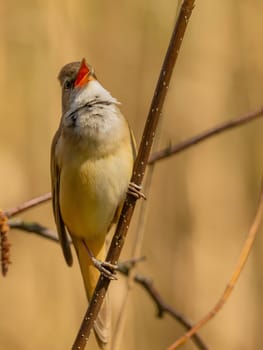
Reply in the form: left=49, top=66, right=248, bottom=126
left=62, top=80, right=126, bottom=156
left=72, top=80, right=119, bottom=110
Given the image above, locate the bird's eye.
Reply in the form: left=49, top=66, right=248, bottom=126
left=64, top=80, right=73, bottom=90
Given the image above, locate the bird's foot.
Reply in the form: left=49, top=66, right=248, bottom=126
left=91, top=257, right=118, bottom=280
left=128, top=182, right=146, bottom=200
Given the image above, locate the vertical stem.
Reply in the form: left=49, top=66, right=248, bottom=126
left=72, top=1, right=195, bottom=349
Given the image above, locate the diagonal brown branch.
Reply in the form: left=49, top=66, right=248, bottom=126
left=72, top=1, right=195, bottom=349
left=118, top=260, right=209, bottom=350
left=167, top=184, right=263, bottom=350
left=134, top=275, right=209, bottom=350
left=8, top=219, right=59, bottom=243
left=4, top=192, right=51, bottom=218
left=149, top=105, right=263, bottom=164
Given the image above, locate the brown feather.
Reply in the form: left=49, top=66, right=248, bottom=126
left=50, top=129, right=73, bottom=266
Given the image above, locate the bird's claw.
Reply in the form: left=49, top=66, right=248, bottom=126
left=91, top=257, right=118, bottom=280
left=128, top=182, right=146, bottom=200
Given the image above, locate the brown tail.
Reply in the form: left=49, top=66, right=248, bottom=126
left=72, top=236, right=110, bottom=349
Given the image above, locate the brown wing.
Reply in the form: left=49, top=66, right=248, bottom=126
left=51, top=129, right=73, bottom=266
left=129, top=124, right=137, bottom=162
left=111, top=124, right=137, bottom=226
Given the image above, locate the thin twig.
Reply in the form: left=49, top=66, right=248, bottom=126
left=72, top=2, right=195, bottom=349
left=149, top=105, right=263, bottom=164
left=167, top=184, right=263, bottom=350
left=4, top=192, right=51, bottom=218
left=117, top=256, right=146, bottom=275
left=8, top=219, right=60, bottom=243
left=116, top=260, right=209, bottom=350
left=134, top=275, right=209, bottom=350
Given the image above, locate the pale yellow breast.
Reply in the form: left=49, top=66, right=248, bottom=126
left=59, top=138, right=133, bottom=241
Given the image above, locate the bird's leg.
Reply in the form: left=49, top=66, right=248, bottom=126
left=128, top=182, right=146, bottom=200
left=82, top=239, right=117, bottom=280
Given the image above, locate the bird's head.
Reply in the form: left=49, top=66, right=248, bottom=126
left=58, top=59, right=117, bottom=115
left=58, top=59, right=97, bottom=113
left=57, top=59, right=120, bottom=140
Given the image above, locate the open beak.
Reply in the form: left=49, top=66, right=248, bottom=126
left=74, top=58, right=91, bottom=88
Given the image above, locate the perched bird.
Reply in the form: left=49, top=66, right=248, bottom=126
left=51, top=59, right=136, bottom=348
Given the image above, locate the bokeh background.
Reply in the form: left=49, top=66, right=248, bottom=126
left=1, top=1, right=263, bottom=349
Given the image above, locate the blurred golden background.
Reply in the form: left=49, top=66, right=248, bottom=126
left=1, top=0, right=263, bottom=349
